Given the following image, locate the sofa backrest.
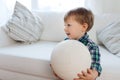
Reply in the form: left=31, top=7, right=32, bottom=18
left=34, top=11, right=98, bottom=43
left=34, top=12, right=66, bottom=42
left=1, top=12, right=120, bottom=47
left=35, top=12, right=120, bottom=44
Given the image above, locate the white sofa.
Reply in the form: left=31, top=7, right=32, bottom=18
left=0, top=12, right=120, bottom=80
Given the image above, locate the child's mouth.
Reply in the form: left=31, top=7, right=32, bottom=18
left=66, top=33, right=70, bottom=36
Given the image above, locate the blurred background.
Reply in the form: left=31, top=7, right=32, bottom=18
left=1, top=0, right=120, bottom=26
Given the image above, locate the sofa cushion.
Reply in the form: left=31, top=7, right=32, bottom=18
left=0, top=43, right=120, bottom=80
left=3, top=1, right=43, bottom=43
left=97, top=46, right=120, bottom=80
left=97, top=20, right=120, bottom=54
left=0, top=41, right=58, bottom=79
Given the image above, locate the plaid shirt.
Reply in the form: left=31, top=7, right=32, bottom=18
left=65, top=33, right=102, bottom=76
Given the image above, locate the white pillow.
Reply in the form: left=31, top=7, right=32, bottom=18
left=94, top=14, right=120, bottom=44
left=0, top=27, right=16, bottom=47
left=97, top=20, right=120, bottom=54
left=36, top=12, right=66, bottom=42
left=3, top=1, right=43, bottom=43
left=116, top=53, right=120, bottom=57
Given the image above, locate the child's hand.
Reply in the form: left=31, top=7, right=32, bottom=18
left=73, top=68, right=98, bottom=80
left=50, top=64, right=64, bottom=80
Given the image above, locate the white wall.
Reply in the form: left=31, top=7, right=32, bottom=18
left=102, top=0, right=120, bottom=13
left=85, top=0, right=120, bottom=14
left=0, top=0, right=9, bottom=26
left=0, top=0, right=16, bottom=26
left=85, top=0, right=103, bottom=14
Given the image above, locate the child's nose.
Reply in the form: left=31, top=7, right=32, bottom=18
left=64, top=27, right=67, bottom=32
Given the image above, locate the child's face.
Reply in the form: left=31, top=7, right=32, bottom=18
left=64, top=17, right=87, bottom=40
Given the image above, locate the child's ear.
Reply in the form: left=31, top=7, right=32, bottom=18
left=82, top=23, right=88, bottom=32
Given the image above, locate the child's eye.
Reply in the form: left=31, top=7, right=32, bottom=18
left=64, top=24, right=72, bottom=27
left=67, top=24, right=71, bottom=27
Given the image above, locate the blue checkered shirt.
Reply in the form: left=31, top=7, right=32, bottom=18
left=65, top=33, right=102, bottom=76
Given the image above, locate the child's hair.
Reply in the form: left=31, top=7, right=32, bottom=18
left=64, top=7, right=94, bottom=32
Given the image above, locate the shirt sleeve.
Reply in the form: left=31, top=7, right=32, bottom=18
left=89, top=44, right=102, bottom=76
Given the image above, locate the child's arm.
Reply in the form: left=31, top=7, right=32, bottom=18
left=74, top=68, right=98, bottom=80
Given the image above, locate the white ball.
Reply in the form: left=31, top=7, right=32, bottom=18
left=51, top=40, right=91, bottom=80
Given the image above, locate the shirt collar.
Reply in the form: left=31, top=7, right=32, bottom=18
left=78, top=33, right=89, bottom=45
